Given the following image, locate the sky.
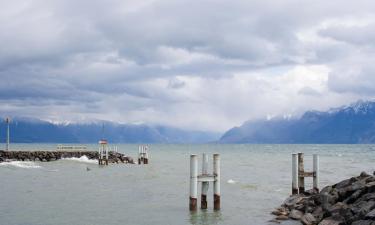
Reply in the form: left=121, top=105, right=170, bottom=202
left=1, top=0, right=375, bottom=132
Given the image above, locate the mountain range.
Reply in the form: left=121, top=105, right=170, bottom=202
left=219, top=100, right=375, bottom=144
left=0, top=118, right=220, bottom=143
left=2, top=100, right=375, bottom=144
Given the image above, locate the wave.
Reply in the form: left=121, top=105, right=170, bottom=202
left=0, top=161, right=42, bottom=169
left=227, top=179, right=237, bottom=184
left=61, top=155, right=98, bottom=164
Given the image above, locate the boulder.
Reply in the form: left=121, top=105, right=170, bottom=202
left=301, top=213, right=316, bottom=225
left=289, top=209, right=304, bottom=220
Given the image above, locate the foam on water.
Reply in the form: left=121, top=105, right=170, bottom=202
left=227, top=179, right=237, bottom=184
left=0, top=161, right=42, bottom=169
left=61, top=155, right=98, bottom=164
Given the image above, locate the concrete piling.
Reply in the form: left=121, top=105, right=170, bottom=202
left=213, top=154, right=221, bottom=210
left=298, top=152, right=305, bottom=193
left=292, top=153, right=299, bottom=195
left=313, top=154, right=319, bottom=192
left=190, top=154, right=198, bottom=211
left=201, top=153, right=209, bottom=209
left=138, top=145, right=149, bottom=164
left=292, top=153, right=320, bottom=194
left=189, top=153, right=221, bottom=211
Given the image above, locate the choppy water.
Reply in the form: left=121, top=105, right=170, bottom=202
left=0, top=144, right=374, bottom=225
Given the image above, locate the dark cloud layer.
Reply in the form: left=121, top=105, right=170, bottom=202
left=1, top=0, right=375, bottom=131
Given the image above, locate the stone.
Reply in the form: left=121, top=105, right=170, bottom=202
left=365, top=208, right=375, bottom=219
left=360, top=172, right=371, bottom=178
left=284, top=195, right=304, bottom=208
left=289, top=209, right=304, bottom=220
left=352, top=220, right=375, bottom=225
left=276, top=215, right=289, bottom=220
left=318, top=216, right=345, bottom=225
left=301, top=213, right=316, bottom=225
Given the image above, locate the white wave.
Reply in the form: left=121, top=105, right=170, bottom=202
left=227, top=179, right=237, bottom=184
left=0, top=161, right=42, bottom=169
left=62, top=155, right=98, bottom=164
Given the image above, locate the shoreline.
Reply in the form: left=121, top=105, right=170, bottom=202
left=0, top=150, right=134, bottom=164
left=272, top=172, right=375, bottom=225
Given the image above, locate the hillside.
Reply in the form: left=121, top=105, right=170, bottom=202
left=220, top=100, right=375, bottom=143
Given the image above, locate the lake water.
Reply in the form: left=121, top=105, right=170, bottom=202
left=0, top=144, right=374, bottom=225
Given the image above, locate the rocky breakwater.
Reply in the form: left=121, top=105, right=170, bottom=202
left=272, top=172, right=375, bottom=225
left=0, top=150, right=134, bottom=164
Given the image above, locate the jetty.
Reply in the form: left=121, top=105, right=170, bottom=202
left=0, top=150, right=134, bottom=164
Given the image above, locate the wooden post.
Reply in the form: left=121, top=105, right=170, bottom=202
left=313, top=154, right=319, bottom=192
left=213, top=154, right=220, bottom=210
left=190, top=155, right=198, bottom=211
left=201, top=153, right=209, bottom=209
left=292, top=153, right=299, bottom=195
left=298, top=152, right=305, bottom=193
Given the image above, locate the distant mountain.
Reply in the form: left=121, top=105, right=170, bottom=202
left=220, top=100, right=375, bottom=144
left=0, top=118, right=220, bottom=143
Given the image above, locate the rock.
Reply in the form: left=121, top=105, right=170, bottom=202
left=301, top=213, right=316, bottom=225
left=289, top=209, right=304, bottom=220
left=366, top=181, right=375, bottom=193
left=272, top=210, right=288, bottom=216
left=365, top=208, right=375, bottom=219
left=352, top=220, right=375, bottom=225
left=318, top=216, right=345, bottom=225
left=351, top=200, right=375, bottom=217
left=276, top=215, right=289, bottom=220
left=360, top=172, right=371, bottom=178
left=284, top=195, right=304, bottom=208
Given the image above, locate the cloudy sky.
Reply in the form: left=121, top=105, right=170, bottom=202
left=1, top=0, right=375, bottom=131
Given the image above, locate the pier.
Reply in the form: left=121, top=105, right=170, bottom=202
left=0, top=150, right=134, bottom=164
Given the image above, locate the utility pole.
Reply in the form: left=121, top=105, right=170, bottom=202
left=5, top=117, right=10, bottom=151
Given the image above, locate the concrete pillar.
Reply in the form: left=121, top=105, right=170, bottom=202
left=213, top=154, right=220, bottom=210
left=298, top=152, right=305, bottom=193
left=292, top=153, right=299, bottom=195
left=313, top=154, right=319, bottom=192
left=201, top=153, right=209, bottom=209
left=189, top=155, right=198, bottom=211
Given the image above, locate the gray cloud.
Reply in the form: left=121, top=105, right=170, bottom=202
left=1, top=0, right=375, bottom=131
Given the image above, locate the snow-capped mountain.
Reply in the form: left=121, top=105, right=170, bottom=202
left=0, top=118, right=220, bottom=144
left=220, top=100, right=375, bottom=143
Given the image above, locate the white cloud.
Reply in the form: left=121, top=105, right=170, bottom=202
left=1, top=0, right=375, bottom=131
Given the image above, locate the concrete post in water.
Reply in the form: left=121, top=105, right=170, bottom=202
left=298, top=152, right=305, bottom=193
left=190, top=154, right=198, bottom=211
left=213, top=154, right=220, bottom=210
left=201, top=153, right=209, bottom=209
left=292, top=153, right=299, bottom=195
left=138, top=145, right=149, bottom=164
left=144, top=146, right=149, bottom=164
left=313, top=154, right=319, bottom=192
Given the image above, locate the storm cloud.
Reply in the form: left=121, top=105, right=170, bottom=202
left=1, top=0, right=375, bottom=131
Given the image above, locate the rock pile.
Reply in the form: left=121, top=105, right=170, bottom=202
left=0, top=150, right=134, bottom=164
left=272, top=172, right=375, bottom=225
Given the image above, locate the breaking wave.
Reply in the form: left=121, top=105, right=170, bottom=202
left=0, top=161, right=42, bottom=169
left=227, top=179, right=237, bottom=184
left=62, top=155, right=98, bottom=164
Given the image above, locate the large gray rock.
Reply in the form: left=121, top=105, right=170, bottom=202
left=352, top=220, right=375, bottom=225
left=301, top=213, right=316, bottom=225
left=289, top=209, right=304, bottom=220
